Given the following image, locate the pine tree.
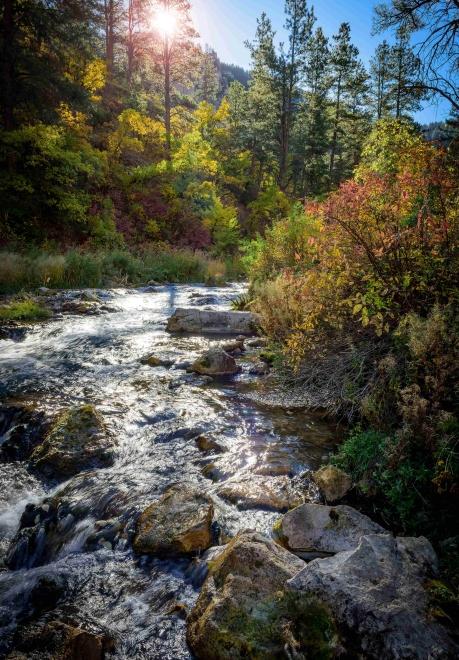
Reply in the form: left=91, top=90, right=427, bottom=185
left=390, top=26, right=424, bottom=118
left=370, top=40, right=392, bottom=118
left=329, top=23, right=369, bottom=185
left=149, top=0, right=199, bottom=155
left=292, top=26, right=331, bottom=196
left=277, top=0, right=315, bottom=189
left=195, top=48, right=220, bottom=105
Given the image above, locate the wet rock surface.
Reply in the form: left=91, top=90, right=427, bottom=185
left=216, top=473, right=312, bottom=512
left=29, top=405, right=114, bottom=479
left=133, top=483, right=215, bottom=556
left=192, top=348, right=240, bottom=377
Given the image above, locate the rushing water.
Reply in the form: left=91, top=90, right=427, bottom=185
left=0, top=284, right=337, bottom=658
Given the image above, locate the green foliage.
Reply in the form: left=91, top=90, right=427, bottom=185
left=246, top=186, right=290, bottom=236
left=0, top=125, right=105, bottom=241
left=0, top=299, right=51, bottom=321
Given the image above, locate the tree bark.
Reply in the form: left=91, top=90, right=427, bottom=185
left=164, top=33, right=171, bottom=157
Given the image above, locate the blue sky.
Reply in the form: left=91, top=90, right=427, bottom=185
left=191, top=0, right=450, bottom=123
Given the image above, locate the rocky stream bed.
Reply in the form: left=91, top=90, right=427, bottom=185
left=0, top=284, right=457, bottom=659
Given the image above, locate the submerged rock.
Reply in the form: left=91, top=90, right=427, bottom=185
left=187, top=530, right=338, bottom=659
left=195, top=434, right=229, bottom=453
left=0, top=404, right=49, bottom=461
left=288, top=533, right=458, bottom=659
left=312, top=465, right=352, bottom=503
left=29, top=405, right=114, bottom=479
left=140, top=354, right=174, bottom=367
left=133, top=483, right=214, bottom=556
left=277, top=503, right=385, bottom=555
left=192, top=348, right=240, bottom=377
left=217, top=474, right=309, bottom=512
left=166, top=308, right=260, bottom=335
left=9, top=621, right=106, bottom=660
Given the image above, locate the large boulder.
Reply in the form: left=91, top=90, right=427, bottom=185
left=166, top=308, right=260, bottom=335
left=192, top=348, right=240, bottom=377
left=217, top=474, right=309, bottom=512
left=133, top=484, right=214, bottom=556
left=312, top=465, right=352, bottom=503
left=288, top=533, right=458, bottom=659
left=187, top=531, right=338, bottom=659
left=29, top=405, right=114, bottom=479
left=277, top=503, right=385, bottom=555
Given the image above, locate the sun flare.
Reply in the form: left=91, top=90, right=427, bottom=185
left=155, top=7, right=178, bottom=38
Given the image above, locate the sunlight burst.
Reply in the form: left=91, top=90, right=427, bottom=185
left=154, top=7, right=178, bottom=38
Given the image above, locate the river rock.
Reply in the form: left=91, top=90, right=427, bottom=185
left=166, top=308, right=261, bottom=335
left=140, top=353, right=173, bottom=367
left=133, top=484, right=214, bottom=556
left=0, top=404, right=49, bottom=461
left=192, top=349, right=238, bottom=377
left=277, top=503, right=385, bottom=555
left=217, top=474, right=308, bottom=512
left=195, top=434, right=229, bottom=453
left=312, top=465, right=352, bottom=502
left=8, top=621, right=105, bottom=660
left=187, top=530, right=338, bottom=659
left=220, top=339, right=244, bottom=354
left=29, top=405, right=114, bottom=479
left=287, top=533, right=458, bottom=659
left=191, top=348, right=240, bottom=377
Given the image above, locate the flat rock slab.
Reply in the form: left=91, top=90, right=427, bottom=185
left=166, top=308, right=261, bottom=335
left=288, top=533, right=458, bottom=659
left=279, top=503, right=385, bottom=554
left=217, top=474, right=309, bottom=512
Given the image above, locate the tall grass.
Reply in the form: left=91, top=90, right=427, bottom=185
left=0, top=248, right=246, bottom=293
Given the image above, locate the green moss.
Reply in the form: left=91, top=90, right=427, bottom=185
left=209, top=591, right=337, bottom=659
left=0, top=299, right=51, bottom=321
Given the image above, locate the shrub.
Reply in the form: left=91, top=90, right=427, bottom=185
left=0, top=299, right=51, bottom=321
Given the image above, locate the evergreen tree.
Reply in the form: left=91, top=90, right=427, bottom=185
left=149, top=0, right=198, bottom=154
left=292, top=26, right=331, bottom=196
left=329, top=23, right=369, bottom=185
left=370, top=40, right=392, bottom=118
left=390, top=26, right=424, bottom=118
left=195, top=48, right=220, bottom=104
left=277, top=0, right=315, bottom=188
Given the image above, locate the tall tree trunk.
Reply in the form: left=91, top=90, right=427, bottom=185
left=127, top=0, right=134, bottom=85
left=396, top=50, right=402, bottom=118
left=104, top=0, right=115, bottom=93
left=164, top=33, right=171, bottom=157
left=2, top=0, right=14, bottom=129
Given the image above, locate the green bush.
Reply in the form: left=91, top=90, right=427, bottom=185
left=0, top=299, right=50, bottom=321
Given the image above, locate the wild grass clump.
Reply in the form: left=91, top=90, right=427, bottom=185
left=0, top=247, right=247, bottom=293
left=0, top=299, right=51, bottom=321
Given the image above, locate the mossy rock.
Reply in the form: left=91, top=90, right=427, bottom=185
left=187, top=531, right=337, bottom=659
left=29, top=405, right=114, bottom=479
left=133, top=483, right=214, bottom=556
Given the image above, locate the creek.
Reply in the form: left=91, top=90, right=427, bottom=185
left=0, top=284, right=337, bottom=658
